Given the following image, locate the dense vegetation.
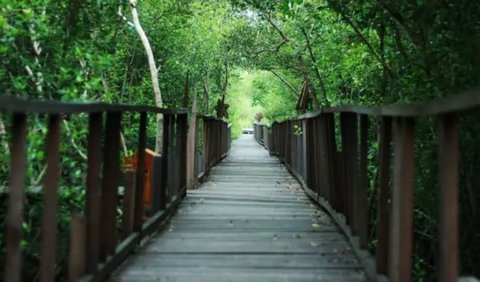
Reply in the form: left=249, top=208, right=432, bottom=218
left=1, top=0, right=480, bottom=280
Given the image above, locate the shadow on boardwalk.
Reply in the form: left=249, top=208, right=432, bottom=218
left=112, top=134, right=367, bottom=282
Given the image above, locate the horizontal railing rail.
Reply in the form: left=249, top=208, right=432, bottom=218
left=0, top=96, right=189, bottom=282
left=291, top=86, right=480, bottom=119
left=0, top=95, right=188, bottom=115
left=254, top=87, right=480, bottom=282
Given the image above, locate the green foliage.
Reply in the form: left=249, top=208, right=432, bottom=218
left=1, top=0, right=480, bottom=279
left=226, top=70, right=263, bottom=138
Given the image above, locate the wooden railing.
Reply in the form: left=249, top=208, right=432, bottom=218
left=195, top=115, right=231, bottom=180
left=254, top=87, right=480, bottom=282
left=0, top=96, right=230, bottom=281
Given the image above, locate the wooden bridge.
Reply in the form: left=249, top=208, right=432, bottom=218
left=112, top=134, right=366, bottom=281
left=1, top=89, right=480, bottom=281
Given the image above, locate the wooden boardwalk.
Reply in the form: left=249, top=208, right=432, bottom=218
left=112, top=134, right=367, bottom=282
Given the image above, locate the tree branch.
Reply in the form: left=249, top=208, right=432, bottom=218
left=62, top=119, right=87, bottom=161
left=268, top=70, right=299, bottom=97
left=328, top=2, right=395, bottom=77
left=301, top=27, right=329, bottom=105
left=255, top=13, right=290, bottom=57
left=128, top=0, right=163, bottom=152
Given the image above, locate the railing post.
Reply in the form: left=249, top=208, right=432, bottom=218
left=40, top=115, right=62, bottom=282
left=68, top=214, right=86, bottom=282
left=186, top=113, right=197, bottom=189
left=5, top=114, right=28, bottom=282
left=438, top=114, right=459, bottom=282
left=178, top=114, right=188, bottom=196
left=357, top=114, right=369, bottom=248
left=133, top=112, right=147, bottom=232
left=122, top=169, right=136, bottom=238
left=389, top=117, right=415, bottom=282
left=160, top=114, right=172, bottom=209
left=100, top=112, right=122, bottom=259
left=313, top=117, right=322, bottom=197
left=305, top=118, right=314, bottom=189
left=86, top=112, right=103, bottom=273
left=376, top=117, right=392, bottom=275
left=150, top=155, right=163, bottom=213
left=326, top=113, right=337, bottom=209
left=317, top=114, right=336, bottom=204
left=340, top=112, right=358, bottom=229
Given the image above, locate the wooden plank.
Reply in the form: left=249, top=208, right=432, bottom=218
left=438, top=114, right=459, bottom=282
left=124, top=253, right=361, bottom=268
left=116, top=268, right=366, bottom=282
left=389, top=117, right=415, bottom=282
left=39, top=115, right=62, bottom=282
left=113, top=134, right=368, bottom=281
left=5, top=114, right=28, bottom=282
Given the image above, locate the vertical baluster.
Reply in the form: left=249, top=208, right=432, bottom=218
left=5, top=114, right=28, bottom=282
left=40, top=115, right=62, bottom=282
left=317, top=114, right=334, bottom=203
left=167, top=115, right=176, bottom=202
left=186, top=113, right=197, bottom=189
left=376, top=117, right=392, bottom=275
left=178, top=114, right=188, bottom=196
left=100, top=112, right=122, bottom=259
left=389, top=117, right=415, bottom=282
left=150, top=155, right=162, bottom=213
left=86, top=112, right=103, bottom=273
left=325, top=113, right=337, bottom=209
left=122, top=169, right=136, bottom=238
left=68, top=214, right=86, bottom=282
left=313, top=117, right=322, bottom=197
left=438, top=114, right=458, bottom=282
left=134, top=112, right=147, bottom=232
left=203, top=119, right=209, bottom=171
left=357, top=114, right=369, bottom=248
left=291, top=121, right=297, bottom=170
left=305, top=118, right=314, bottom=188
left=340, top=112, right=358, bottom=229
left=160, top=114, right=172, bottom=209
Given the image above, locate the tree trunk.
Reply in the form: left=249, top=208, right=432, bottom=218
left=129, top=0, right=163, bottom=153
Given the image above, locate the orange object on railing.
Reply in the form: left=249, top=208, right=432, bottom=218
left=124, top=149, right=160, bottom=208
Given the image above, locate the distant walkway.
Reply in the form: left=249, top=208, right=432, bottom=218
left=112, top=134, right=366, bottom=281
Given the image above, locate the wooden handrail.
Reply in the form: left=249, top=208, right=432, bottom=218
left=274, top=86, right=480, bottom=120
left=0, top=97, right=192, bottom=282
left=0, top=95, right=188, bottom=114
left=194, top=116, right=231, bottom=180
left=253, top=86, right=480, bottom=281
